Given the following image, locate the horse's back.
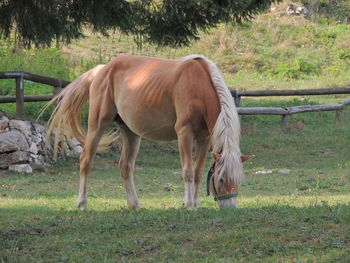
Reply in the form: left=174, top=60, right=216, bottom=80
left=106, top=55, right=219, bottom=141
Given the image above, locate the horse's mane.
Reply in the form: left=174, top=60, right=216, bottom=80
left=182, top=55, right=243, bottom=185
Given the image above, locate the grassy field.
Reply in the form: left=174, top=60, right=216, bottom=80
left=1, top=1, right=350, bottom=262
left=1, top=107, right=350, bottom=262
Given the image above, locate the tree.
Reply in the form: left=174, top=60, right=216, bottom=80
left=0, top=0, right=281, bottom=48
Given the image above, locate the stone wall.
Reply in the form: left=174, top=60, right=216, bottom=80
left=0, top=111, right=82, bottom=174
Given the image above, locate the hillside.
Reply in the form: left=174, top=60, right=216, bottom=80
left=61, top=0, right=350, bottom=90
left=0, top=1, right=349, bottom=90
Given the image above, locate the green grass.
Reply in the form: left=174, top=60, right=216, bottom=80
left=1, top=1, right=350, bottom=261
left=1, top=109, right=350, bottom=262
left=0, top=39, right=72, bottom=120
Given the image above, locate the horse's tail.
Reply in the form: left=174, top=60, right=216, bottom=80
left=46, top=65, right=116, bottom=159
left=183, top=55, right=243, bottom=184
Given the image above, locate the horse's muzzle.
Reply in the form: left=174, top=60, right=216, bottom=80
left=217, top=198, right=238, bottom=209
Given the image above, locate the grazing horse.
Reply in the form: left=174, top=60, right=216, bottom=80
left=47, top=54, right=251, bottom=210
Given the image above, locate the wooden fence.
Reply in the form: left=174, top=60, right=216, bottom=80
left=0, top=72, right=70, bottom=118
left=231, top=88, right=350, bottom=128
left=1, top=71, right=350, bottom=128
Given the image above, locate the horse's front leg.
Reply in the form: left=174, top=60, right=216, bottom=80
left=176, top=124, right=195, bottom=209
left=193, top=137, right=211, bottom=208
left=118, top=124, right=141, bottom=209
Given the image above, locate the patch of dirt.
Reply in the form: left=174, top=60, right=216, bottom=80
left=2, top=228, right=43, bottom=237
left=181, top=238, right=197, bottom=245
left=242, top=123, right=256, bottom=137
left=0, top=169, right=15, bottom=178
left=140, top=246, right=159, bottom=257
left=312, top=148, right=332, bottom=156
left=287, top=121, right=307, bottom=132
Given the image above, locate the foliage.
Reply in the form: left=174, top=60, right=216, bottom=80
left=267, top=58, right=321, bottom=80
left=0, top=0, right=281, bottom=48
left=302, top=0, right=350, bottom=23
left=0, top=39, right=71, bottom=79
left=1, top=1, right=350, bottom=117
left=0, top=39, right=71, bottom=120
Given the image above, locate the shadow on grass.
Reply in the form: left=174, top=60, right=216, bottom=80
left=1, top=203, right=350, bottom=262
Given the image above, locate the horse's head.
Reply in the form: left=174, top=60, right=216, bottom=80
left=207, top=153, right=253, bottom=208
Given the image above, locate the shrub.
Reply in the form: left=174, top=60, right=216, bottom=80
left=267, top=58, right=320, bottom=80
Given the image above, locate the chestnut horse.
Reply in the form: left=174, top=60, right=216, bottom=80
left=48, top=55, right=251, bottom=210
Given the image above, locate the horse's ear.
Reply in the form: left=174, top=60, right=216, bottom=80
left=212, top=152, right=221, bottom=161
left=241, top=155, right=254, bottom=163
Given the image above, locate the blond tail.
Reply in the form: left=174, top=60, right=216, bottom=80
left=46, top=65, right=117, bottom=159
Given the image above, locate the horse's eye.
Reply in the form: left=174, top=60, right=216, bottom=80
left=219, top=178, right=224, bottom=184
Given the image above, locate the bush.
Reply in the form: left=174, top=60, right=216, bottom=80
left=0, top=40, right=71, bottom=80
left=302, top=0, right=350, bottom=24
left=267, top=58, right=321, bottom=80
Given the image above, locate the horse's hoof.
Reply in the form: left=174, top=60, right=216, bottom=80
left=128, top=203, right=140, bottom=210
left=78, top=205, right=87, bottom=211
left=76, top=199, right=88, bottom=211
left=183, top=202, right=197, bottom=210
left=194, top=202, right=201, bottom=209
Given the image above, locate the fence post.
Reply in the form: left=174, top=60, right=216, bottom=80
left=15, top=74, right=24, bottom=119
left=233, top=93, right=242, bottom=121
left=53, top=84, right=62, bottom=97
left=233, top=91, right=241, bottom=107
left=281, top=115, right=289, bottom=129
left=335, top=109, right=344, bottom=123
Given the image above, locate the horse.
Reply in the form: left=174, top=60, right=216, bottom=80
left=47, top=54, right=252, bottom=210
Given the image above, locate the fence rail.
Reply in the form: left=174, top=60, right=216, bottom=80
left=0, top=72, right=70, bottom=87
left=0, top=72, right=70, bottom=118
left=231, top=87, right=350, bottom=128
left=0, top=71, right=349, bottom=128
left=232, top=87, right=350, bottom=98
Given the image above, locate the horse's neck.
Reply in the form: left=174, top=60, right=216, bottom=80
left=205, top=93, right=221, bottom=136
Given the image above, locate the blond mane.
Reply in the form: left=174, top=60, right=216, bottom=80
left=182, top=55, right=243, bottom=185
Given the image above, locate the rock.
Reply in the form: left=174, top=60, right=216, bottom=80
left=0, top=151, right=29, bottom=167
left=71, top=137, right=80, bottom=146
left=29, top=143, right=39, bottom=154
left=0, top=130, right=29, bottom=152
left=286, top=5, right=308, bottom=17
left=286, top=4, right=296, bottom=15
left=9, top=120, right=32, bottom=139
left=70, top=137, right=83, bottom=153
left=33, top=122, right=46, bottom=134
left=278, top=169, right=291, bottom=174
left=8, top=164, right=33, bottom=174
left=254, top=170, right=273, bottom=175
left=73, top=145, right=83, bottom=154
left=0, top=115, right=9, bottom=132
left=0, top=116, right=82, bottom=173
left=296, top=6, right=308, bottom=17
left=32, top=154, right=46, bottom=166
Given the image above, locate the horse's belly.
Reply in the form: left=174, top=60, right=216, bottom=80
left=138, top=125, right=177, bottom=141
left=119, top=110, right=178, bottom=141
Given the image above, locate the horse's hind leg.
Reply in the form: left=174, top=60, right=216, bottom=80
left=193, top=137, right=210, bottom=208
left=118, top=124, right=141, bottom=209
left=77, top=131, right=101, bottom=210
left=77, top=99, right=117, bottom=210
